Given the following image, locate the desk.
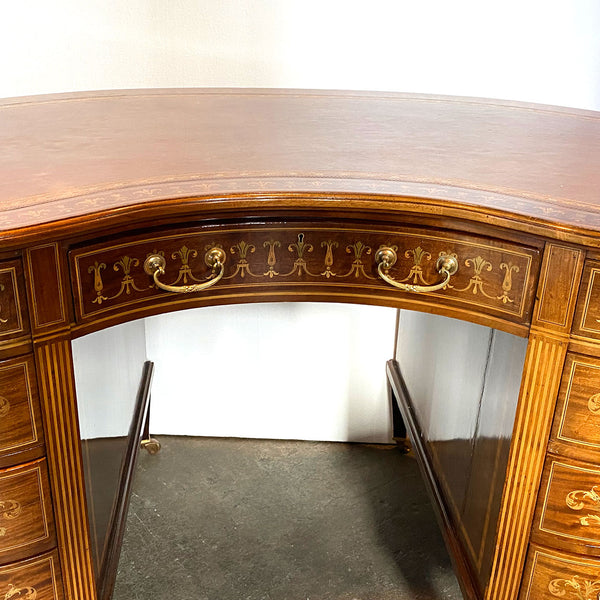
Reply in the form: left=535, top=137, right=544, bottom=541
left=0, top=89, right=599, bottom=600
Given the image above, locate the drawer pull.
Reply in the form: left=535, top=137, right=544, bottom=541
left=375, top=247, right=458, bottom=292
left=143, top=248, right=226, bottom=293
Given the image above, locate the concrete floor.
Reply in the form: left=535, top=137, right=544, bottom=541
left=113, top=437, right=463, bottom=600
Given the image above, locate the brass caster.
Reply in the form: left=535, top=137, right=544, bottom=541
left=141, top=438, right=161, bottom=455
left=393, top=437, right=412, bottom=455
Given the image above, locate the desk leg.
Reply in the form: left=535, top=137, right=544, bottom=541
left=36, top=338, right=97, bottom=600
left=387, top=374, right=410, bottom=453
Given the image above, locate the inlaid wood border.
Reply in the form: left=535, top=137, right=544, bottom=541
left=576, top=267, right=600, bottom=336
left=521, top=545, right=600, bottom=600
left=0, top=358, right=39, bottom=453
left=0, top=267, right=24, bottom=337
left=0, top=550, right=63, bottom=599
left=25, top=243, right=68, bottom=331
left=538, top=459, right=600, bottom=544
left=533, top=244, right=584, bottom=331
left=71, top=225, right=536, bottom=321
left=0, top=461, right=51, bottom=553
left=557, top=357, right=600, bottom=450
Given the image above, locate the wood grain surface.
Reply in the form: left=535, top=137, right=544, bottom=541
left=0, top=355, right=44, bottom=469
left=69, top=221, right=540, bottom=333
left=520, top=544, right=600, bottom=600
left=0, top=550, right=64, bottom=600
left=2, top=89, right=600, bottom=600
left=548, top=353, right=600, bottom=464
left=533, top=457, right=600, bottom=555
left=0, top=90, right=599, bottom=246
left=0, top=459, right=55, bottom=565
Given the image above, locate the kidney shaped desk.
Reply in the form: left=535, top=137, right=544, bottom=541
left=0, top=89, right=599, bottom=600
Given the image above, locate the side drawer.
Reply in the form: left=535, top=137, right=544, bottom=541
left=70, top=222, right=540, bottom=329
left=520, top=543, right=600, bottom=599
left=0, top=550, right=63, bottom=599
left=0, top=459, right=55, bottom=565
left=0, top=355, right=44, bottom=468
left=0, top=259, right=30, bottom=350
left=532, top=457, right=600, bottom=556
left=548, top=353, right=600, bottom=464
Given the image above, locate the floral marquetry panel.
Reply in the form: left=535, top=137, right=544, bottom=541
left=548, top=353, right=600, bottom=465
left=70, top=222, right=541, bottom=330
left=0, top=551, right=64, bottom=600
left=533, top=457, right=600, bottom=556
left=0, top=459, right=55, bottom=565
left=521, top=544, right=600, bottom=600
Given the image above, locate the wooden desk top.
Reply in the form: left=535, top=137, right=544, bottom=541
left=3, top=89, right=600, bottom=600
left=1, top=89, right=599, bottom=246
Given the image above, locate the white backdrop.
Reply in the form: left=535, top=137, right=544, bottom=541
left=6, top=1, right=600, bottom=442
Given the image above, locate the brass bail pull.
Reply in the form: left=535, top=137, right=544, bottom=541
left=143, top=247, right=226, bottom=293
left=374, top=247, right=458, bottom=293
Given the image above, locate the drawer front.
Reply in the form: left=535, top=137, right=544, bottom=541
left=533, top=458, right=600, bottom=554
left=573, top=260, right=600, bottom=342
left=520, top=544, right=600, bottom=599
left=0, top=260, right=29, bottom=345
left=0, top=550, right=63, bottom=600
left=70, top=223, right=540, bottom=327
left=0, top=355, right=44, bottom=468
left=0, top=459, right=55, bottom=564
left=548, top=354, right=600, bottom=464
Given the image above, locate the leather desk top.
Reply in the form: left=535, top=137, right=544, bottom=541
left=0, top=89, right=599, bottom=246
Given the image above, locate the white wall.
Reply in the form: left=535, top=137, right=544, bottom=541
left=146, top=303, right=395, bottom=443
left=1, top=1, right=599, bottom=109
left=4, top=1, right=599, bottom=442
left=72, top=319, right=147, bottom=439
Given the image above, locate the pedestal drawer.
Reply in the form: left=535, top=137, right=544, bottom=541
left=0, top=259, right=30, bottom=351
left=533, top=457, right=600, bottom=556
left=520, top=544, right=600, bottom=599
left=548, top=353, right=600, bottom=464
left=574, top=260, right=600, bottom=343
left=0, top=459, right=55, bottom=564
left=0, top=550, right=63, bottom=600
left=0, top=355, right=44, bottom=468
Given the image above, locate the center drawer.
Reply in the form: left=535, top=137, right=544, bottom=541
left=69, top=222, right=540, bottom=329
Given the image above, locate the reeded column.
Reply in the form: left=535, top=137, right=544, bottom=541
left=485, top=243, right=584, bottom=600
left=25, top=243, right=97, bottom=600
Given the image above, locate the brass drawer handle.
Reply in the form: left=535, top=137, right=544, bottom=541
left=375, top=247, right=458, bottom=292
left=143, top=248, right=226, bottom=293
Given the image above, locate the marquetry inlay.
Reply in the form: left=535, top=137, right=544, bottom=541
left=3, top=583, right=37, bottom=599
left=548, top=576, right=600, bottom=600
left=566, top=487, right=600, bottom=527
left=0, top=500, right=21, bottom=537
left=72, top=226, right=538, bottom=326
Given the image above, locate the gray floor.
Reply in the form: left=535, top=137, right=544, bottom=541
left=113, top=437, right=463, bottom=600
